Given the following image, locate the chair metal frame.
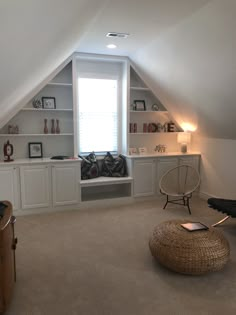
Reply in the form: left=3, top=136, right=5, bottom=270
left=159, top=164, right=201, bottom=215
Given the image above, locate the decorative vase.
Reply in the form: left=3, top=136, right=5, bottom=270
left=44, top=119, right=48, bottom=134
left=51, top=119, right=55, bottom=134
left=56, top=119, right=60, bottom=134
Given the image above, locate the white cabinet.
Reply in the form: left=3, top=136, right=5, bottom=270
left=0, top=166, right=19, bottom=210
left=133, top=159, right=156, bottom=197
left=20, top=165, right=50, bottom=209
left=131, top=154, right=200, bottom=198
left=156, top=158, right=179, bottom=195
left=52, top=163, right=79, bottom=206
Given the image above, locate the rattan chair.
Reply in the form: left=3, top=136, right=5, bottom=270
left=159, top=164, right=200, bottom=214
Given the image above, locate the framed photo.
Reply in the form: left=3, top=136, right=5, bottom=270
left=134, top=100, right=146, bottom=111
left=28, top=142, right=43, bottom=158
left=42, top=97, right=56, bottom=109
left=138, top=147, right=147, bottom=155
left=129, top=147, right=138, bottom=155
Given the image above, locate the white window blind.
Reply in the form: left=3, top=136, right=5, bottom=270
left=78, top=77, right=118, bottom=155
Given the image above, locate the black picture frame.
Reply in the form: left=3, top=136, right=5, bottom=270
left=134, top=100, right=146, bottom=111
left=28, top=142, right=43, bottom=158
left=42, top=97, right=56, bottom=109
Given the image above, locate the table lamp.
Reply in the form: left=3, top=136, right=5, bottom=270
left=177, top=132, right=191, bottom=153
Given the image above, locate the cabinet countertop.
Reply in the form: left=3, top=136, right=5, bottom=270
left=0, top=157, right=81, bottom=166
left=125, top=152, right=201, bottom=159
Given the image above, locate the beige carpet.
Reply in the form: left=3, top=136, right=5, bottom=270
left=6, top=197, right=236, bottom=315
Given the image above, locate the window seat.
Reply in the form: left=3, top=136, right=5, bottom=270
left=80, top=176, right=133, bottom=201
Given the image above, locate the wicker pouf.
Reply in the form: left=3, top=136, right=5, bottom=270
left=149, top=220, right=230, bottom=275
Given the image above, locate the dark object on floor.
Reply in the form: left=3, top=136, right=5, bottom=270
left=149, top=220, right=230, bottom=275
left=0, top=201, right=17, bottom=313
left=159, top=164, right=200, bottom=214
left=208, top=198, right=236, bottom=226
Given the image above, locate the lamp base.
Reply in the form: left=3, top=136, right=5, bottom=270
left=180, top=143, right=187, bottom=153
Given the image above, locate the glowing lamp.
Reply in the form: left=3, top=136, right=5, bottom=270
left=177, top=132, right=191, bottom=153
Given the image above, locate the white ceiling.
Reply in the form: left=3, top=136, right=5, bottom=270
left=77, top=0, right=211, bottom=56
left=1, top=0, right=236, bottom=139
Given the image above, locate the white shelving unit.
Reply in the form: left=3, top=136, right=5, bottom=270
left=128, top=64, right=181, bottom=153
left=0, top=61, right=74, bottom=159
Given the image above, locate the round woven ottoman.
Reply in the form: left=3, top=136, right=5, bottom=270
left=149, top=220, right=230, bottom=275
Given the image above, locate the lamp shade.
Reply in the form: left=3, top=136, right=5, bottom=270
left=177, top=132, right=191, bottom=144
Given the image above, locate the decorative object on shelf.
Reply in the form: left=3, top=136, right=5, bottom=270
left=167, top=121, right=176, bottom=132
left=148, top=123, right=152, bottom=133
left=163, top=122, right=169, bottom=132
left=51, top=119, right=55, bottom=134
left=56, top=119, right=60, bottom=134
left=129, top=123, right=133, bottom=133
left=151, top=123, right=158, bottom=132
left=157, top=123, right=163, bottom=132
left=8, top=125, right=19, bottom=134
left=143, top=123, right=147, bottom=133
left=129, top=147, right=138, bottom=155
left=177, top=132, right=191, bottom=153
left=44, top=119, right=48, bottom=134
left=28, top=142, right=43, bottom=158
left=138, top=147, right=147, bottom=155
left=32, top=98, right=42, bottom=109
left=154, top=144, right=166, bottom=153
left=133, top=100, right=146, bottom=111
left=133, top=123, right=137, bottom=133
left=3, top=140, right=14, bottom=162
left=42, top=97, right=56, bottom=109
left=152, top=103, right=159, bottom=111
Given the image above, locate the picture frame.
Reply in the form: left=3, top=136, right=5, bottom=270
left=42, top=97, right=56, bottom=109
left=138, top=147, right=147, bottom=155
left=28, top=142, right=43, bottom=158
left=133, top=100, right=146, bottom=111
left=129, top=147, right=138, bottom=155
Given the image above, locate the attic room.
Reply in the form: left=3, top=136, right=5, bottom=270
left=0, top=0, right=236, bottom=314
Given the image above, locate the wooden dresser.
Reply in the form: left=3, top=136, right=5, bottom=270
left=0, top=201, right=17, bottom=313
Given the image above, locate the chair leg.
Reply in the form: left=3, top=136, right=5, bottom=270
left=212, top=215, right=230, bottom=227
left=185, top=196, right=191, bottom=215
left=163, top=195, right=169, bottom=209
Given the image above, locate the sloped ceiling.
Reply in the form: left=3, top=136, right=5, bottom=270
left=0, top=0, right=235, bottom=140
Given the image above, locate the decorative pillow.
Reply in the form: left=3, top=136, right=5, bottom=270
left=101, top=152, right=128, bottom=177
left=79, top=152, right=99, bottom=180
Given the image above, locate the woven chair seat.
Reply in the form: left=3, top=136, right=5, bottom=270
left=149, top=220, right=230, bottom=275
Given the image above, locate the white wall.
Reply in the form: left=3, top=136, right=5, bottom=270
left=192, top=135, right=236, bottom=199
left=131, top=0, right=236, bottom=140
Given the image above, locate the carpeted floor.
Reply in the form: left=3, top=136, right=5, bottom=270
left=6, top=197, right=236, bottom=315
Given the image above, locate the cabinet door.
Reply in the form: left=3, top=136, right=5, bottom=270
left=20, top=165, right=50, bottom=209
left=179, top=156, right=200, bottom=171
left=133, top=159, right=156, bottom=197
left=156, top=158, right=178, bottom=194
left=52, top=163, right=79, bottom=206
left=0, top=167, right=19, bottom=210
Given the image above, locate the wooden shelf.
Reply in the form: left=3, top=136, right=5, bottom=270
left=130, top=110, right=168, bottom=113
left=129, top=132, right=179, bottom=135
left=0, top=133, right=73, bottom=137
left=130, top=86, right=149, bottom=91
left=47, top=82, right=72, bottom=87
left=21, top=108, right=73, bottom=112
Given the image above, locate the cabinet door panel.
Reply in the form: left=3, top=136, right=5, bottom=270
left=0, top=167, right=18, bottom=210
left=156, top=158, right=178, bottom=194
left=133, top=159, right=155, bottom=197
left=52, top=164, right=79, bottom=206
left=179, top=156, right=200, bottom=171
left=20, top=165, right=50, bottom=209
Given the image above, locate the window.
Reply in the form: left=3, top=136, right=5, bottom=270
left=77, top=61, right=122, bottom=155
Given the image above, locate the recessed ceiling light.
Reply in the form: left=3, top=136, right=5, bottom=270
left=107, top=44, right=117, bottom=49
